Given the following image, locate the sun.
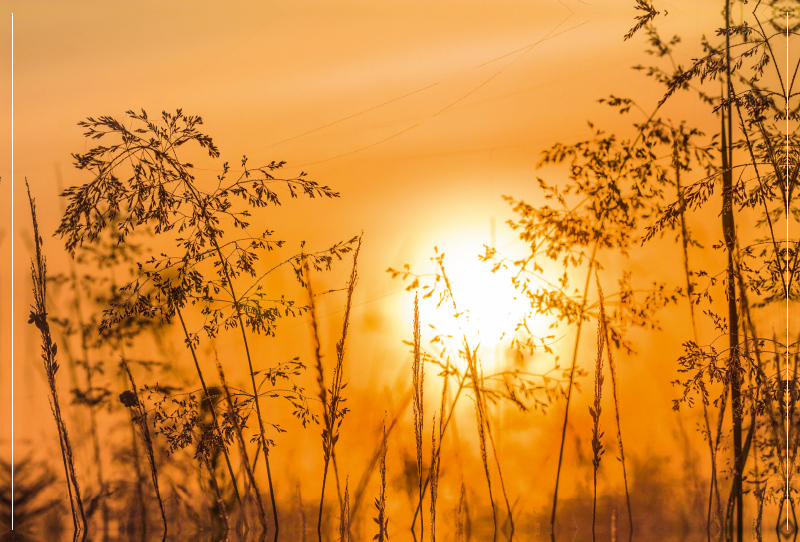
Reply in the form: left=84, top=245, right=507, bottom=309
left=413, top=229, right=551, bottom=370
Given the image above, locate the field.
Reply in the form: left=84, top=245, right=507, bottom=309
left=0, top=1, right=798, bottom=541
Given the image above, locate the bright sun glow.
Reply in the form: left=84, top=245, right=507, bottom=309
left=414, top=228, right=552, bottom=370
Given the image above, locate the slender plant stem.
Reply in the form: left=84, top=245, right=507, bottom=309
left=550, top=240, right=599, bottom=538
left=216, top=354, right=268, bottom=532
left=720, top=5, right=743, bottom=536
left=176, top=309, right=245, bottom=516
left=122, top=361, right=167, bottom=541
left=210, top=239, right=281, bottom=541
left=66, top=256, right=109, bottom=542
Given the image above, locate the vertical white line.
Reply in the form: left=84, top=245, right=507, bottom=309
left=10, top=11, right=14, bottom=533
left=786, top=9, right=790, bottom=531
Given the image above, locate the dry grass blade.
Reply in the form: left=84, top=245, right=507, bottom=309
left=26, top=180, right=88, bottom=540
left=455, top=481, right=470, bottom=542
left=551, top=243, right=599, bottom=537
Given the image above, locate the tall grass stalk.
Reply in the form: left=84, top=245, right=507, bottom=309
left=317, top=238, right=361, bottom=541
left=479, top=360, right=515, bottom=539
left=121, top=360, right=167, bottom=541
left=437, top=257, right=513, bottom=539
left=596, top=274, right=632, bottom=539
left=374, top=417, right=389, bottom=542
left=351, top=389, right=412, bottom=527
left=464, top=343, right=497, bottom=539
left=215, top=352, right=268, bottom=532
left=26, top=181, right=87, bottom=540
left=412, top=293, right=425, bottom=541
left=429, top=414, right=439, bottom=542
left=304, top=263, right=344, bottom=509
left=550, top=241, right=599, bottom=538
left=590, top=279, right=606, bottom=542
left=176, top=308, right=245, bottom=518
left=190, top=200, right=281, bottom=541
left=64, top=246, right=109, bottom=541
left=410, top=360, right=459, bottom=532
left=203, top=454, right=230, bottom=532
left=673, top=136, right=719, bottom=542
left=719, top=4, right=743, bottom=538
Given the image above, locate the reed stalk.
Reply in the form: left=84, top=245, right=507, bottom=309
left=304, top=262, right=344, bottom=509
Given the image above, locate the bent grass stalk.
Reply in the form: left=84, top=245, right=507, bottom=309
left=64, top=254, right=109, bottom=541
left=464, top=342, right=497, bottom=539
left=26, top=181, right=88, bottom=540
left=437, top=257, right=513, bottom=539
left=350, top=389, right=412, bottom=528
